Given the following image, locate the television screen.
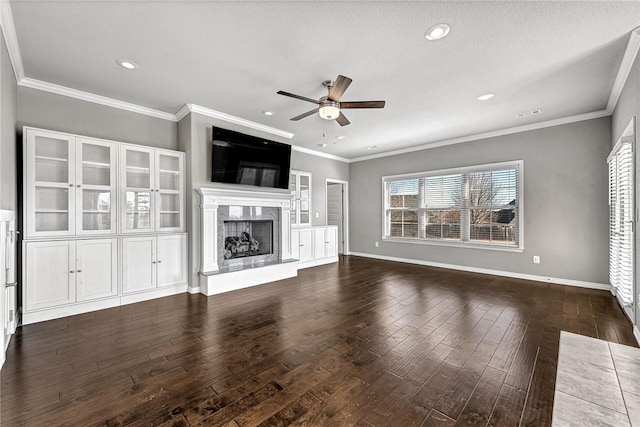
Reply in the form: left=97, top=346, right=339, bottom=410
left=211, top=127, right=291, bottom=189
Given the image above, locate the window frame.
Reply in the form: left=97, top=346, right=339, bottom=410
left=382, top=160, right=524, bottom=252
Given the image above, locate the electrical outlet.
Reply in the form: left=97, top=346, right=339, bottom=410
left=375, top=241, right=379, bottom=247
left=315, top=212, right=319, bottom=218
left=533, top=256, right=540, bottom=264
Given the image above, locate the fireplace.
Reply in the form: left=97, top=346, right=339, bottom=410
left=198, top=186, right=297, bottom=296
left=223, top=220, right=273, bottom=260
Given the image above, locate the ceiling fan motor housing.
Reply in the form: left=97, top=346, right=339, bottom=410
left=319, top=96, right=340, bottom=120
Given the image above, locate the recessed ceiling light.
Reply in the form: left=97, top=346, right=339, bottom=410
left=477, top=93, right=494, bottom=101
left=262, top=111, right=275, bottom=116
left=336, top=135, right=346, bottom=140
left=425, top=23, right=450, bottom=41
left=116, top=59, right=138, bottom=70
left=366, top=146, right=378, bottom=150
left=318, top=143, right=327, bottom=148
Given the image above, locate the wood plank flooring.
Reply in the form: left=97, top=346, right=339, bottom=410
left=1, top=256, right=637, bottom=426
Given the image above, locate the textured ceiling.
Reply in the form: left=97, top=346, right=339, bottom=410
left=9, top=1, right=640, bottom=159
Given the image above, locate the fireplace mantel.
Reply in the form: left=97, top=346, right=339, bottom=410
left=196, top=186, right=296, bottom=295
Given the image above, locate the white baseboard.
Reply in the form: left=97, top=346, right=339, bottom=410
left=349, top=252, right=610, bottom=291
left=187, top=286, right=201, bottom=294
left=23, top=297, right=121, bottom=325
left=297, top=256, right=339, bottom=270
left=634, top=325, right=640, bottom=346
left=120, top=284, right=188, bottom=306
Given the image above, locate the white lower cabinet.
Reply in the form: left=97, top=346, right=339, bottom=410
left=314, top=226, right=338, bottom=259
left=122, top=234, right=187, bottom=295
left=292, top=226, right=338, bottom=268
left=25, top=238, right=117, bottom=312
left=23, top=233, right=187, bottom=324
left=291, top=228, right=313, bottom=262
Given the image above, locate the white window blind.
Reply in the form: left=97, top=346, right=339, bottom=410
left=384, top=161, right=522, bottom=249
left=608, top=139, right=634, bottom=307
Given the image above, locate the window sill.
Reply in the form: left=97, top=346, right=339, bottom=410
left=381, top=236, right=524, bottom=253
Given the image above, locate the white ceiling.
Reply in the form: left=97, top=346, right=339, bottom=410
left=9, top=1, right=640, bottom=159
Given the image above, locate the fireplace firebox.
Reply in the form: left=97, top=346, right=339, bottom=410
left=223, top=220, right=273, bottom=259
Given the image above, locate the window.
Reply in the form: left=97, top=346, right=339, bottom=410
left=608, top=133, right=634, bottom=313
left=383, top=161, right=522, bottom=249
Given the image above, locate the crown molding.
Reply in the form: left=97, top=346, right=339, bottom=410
left=291, top=145, right=349, bottom=163
left=19, top=77, right=177, bottom=121
left=184, top=103, right=294, bottom=140
left=0, top=0, right=24, bottom=82
left=607, top=27, right=640, bottom=113
left=350, top=109, right=611, bottom=163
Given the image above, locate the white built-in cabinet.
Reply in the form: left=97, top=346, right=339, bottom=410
left=291, top=228, right=313, bottom=262
left=25, top=129, right=118, bottom=238
left=291, top=226, right=338, bottom=268
left=122, top=234, right=187, bottom=295
left=25, top=238, right=117, bottom=311
left=22, top=127, right=187, bottom=324
left=289, top=170, right=312, bottom=227
left=314, top=226, right=338, bottom=259
left=120, top=145, right=185, bottom=234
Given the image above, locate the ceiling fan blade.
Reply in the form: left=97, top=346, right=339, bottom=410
left=328, top=75, right=352, bottom=102
left=291, top=108, right=319, bottom=121
left=340, top=101, right=386, bottom=109
left=336, top=112, right=350, bottom=127
left=277, top=91, right=319, bottom=104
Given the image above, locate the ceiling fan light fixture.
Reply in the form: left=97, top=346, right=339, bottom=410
left=425, top=23, right=450, bottom=40
left=319, top=104, right=340, bottom=120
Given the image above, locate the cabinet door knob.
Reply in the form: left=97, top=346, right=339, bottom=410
left=152, top=261, right=156, bottom=264
left=77, top=269, right=82, bottom=273
left=157, top=260, right=162, bottom=263
left=300, top=244, right=304, bottom=247
left=70, top=270, right=74, bottom=273
left=69, top=184, right=73, bottom=187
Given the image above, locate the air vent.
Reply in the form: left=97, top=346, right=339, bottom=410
left=516, top=109, right=541, bottom=118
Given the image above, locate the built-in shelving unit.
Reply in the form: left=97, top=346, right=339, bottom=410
left=22, top=127, right=187, bottom=325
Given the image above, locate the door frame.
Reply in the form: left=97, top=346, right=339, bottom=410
left=325, top=179, right=349, bottom=255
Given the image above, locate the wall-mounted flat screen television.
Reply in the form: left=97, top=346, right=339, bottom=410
left=211, top=127, right=291, bottom=189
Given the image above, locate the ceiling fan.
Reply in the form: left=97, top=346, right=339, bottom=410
left=277, top=75, right=385, bottom=127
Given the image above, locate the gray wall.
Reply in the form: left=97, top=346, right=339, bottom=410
left=349, top=117, right=612, bottom=285
left=1, top=30, right=17, bottom=210
left=611, top=41, right=639, bottom=328
left=612, top=48, right=639, bottom=144
left=17, top=86, right=178, bottom=149
left=179, top=112, right=350, bottom=287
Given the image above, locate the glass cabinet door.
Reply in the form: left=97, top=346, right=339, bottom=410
left=76, top=138, right=117, bottom=234
left=298, top=173, right=311, bottom=226
left=120, top=145, right=154, bottom=233
left=289, top=171, right=312, bottom=227
left=289, top=173, right=297, bottom=225
left=26, top=130, right=75, bottom=238
left=155, top=150, right=184, bottom=231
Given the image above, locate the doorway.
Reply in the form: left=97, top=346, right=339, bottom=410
left=326, top=179, right=348, bottom=254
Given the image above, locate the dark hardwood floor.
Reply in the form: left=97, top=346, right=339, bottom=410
left=1, top=256, right=637, bottom=426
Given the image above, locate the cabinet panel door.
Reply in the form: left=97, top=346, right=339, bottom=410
left=25, top=241, right=75, bottom=311
left=291, top=230, right=300, bottom=259
left=76, top=138, right=117, bottom=235
left=157, top=234, right=186, bottom=287
left=155, top=150, right=184, bottom=232
left=25, top=130, right=76, bottom=238
left=314, top=228, right=326, bottom=259
left=299, top=229, right=314, bottom=262
left=120, top=145, right=155, bottom=234
left=122, top=236, right=156, bottom=294
left=76, top=239, right=118, bottom=301
left=325, top=227, right=338, bottom=257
